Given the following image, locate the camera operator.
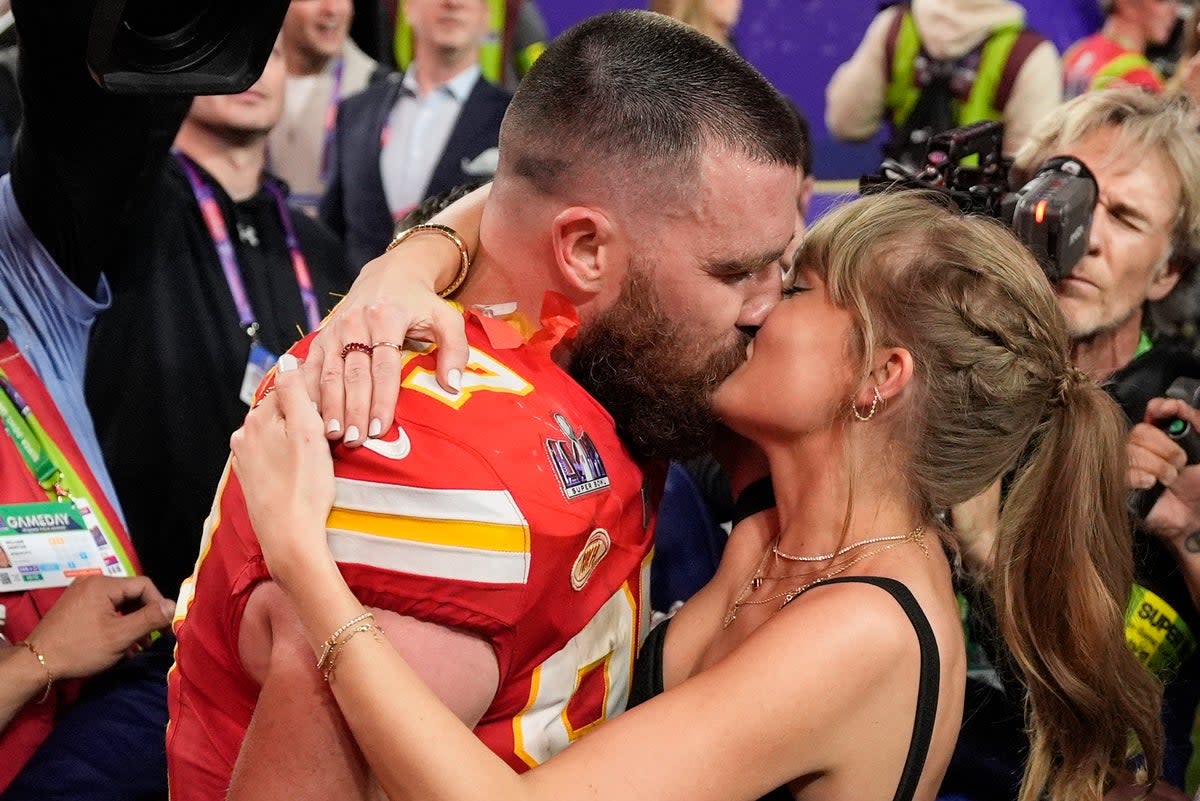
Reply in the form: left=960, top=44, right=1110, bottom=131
left=944, top=88, right=1200, bottom=801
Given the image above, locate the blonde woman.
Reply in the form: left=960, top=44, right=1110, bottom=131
left=233, top=192, right=1160, bottom=801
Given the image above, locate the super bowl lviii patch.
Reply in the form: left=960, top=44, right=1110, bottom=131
left=545, top=412, right=611, bottom=499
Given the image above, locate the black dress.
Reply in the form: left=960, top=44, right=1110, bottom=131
left=630, top=576, right=940, bottom=801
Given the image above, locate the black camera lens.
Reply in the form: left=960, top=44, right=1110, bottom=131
left=121, top=3, right=207, bottom=39
left=89, top=0, right=289, bottom=95
left=110, top=0, right=244, bottom=74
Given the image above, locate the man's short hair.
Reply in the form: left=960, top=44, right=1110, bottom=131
left=497, top=10, right=805, bottom=198
left=1013, top=88, right=1200, bottom=261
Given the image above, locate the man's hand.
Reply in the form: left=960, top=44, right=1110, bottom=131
left=1131, top=397, right=1200, bottom=542
left=27, top=575, right=175, bottom=680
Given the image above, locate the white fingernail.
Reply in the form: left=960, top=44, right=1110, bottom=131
left=326, top=418, right=342, bottom=435
left=448, top=369, right=462, bottom=393
left=344, top=425, right=361, bottom=444
left=278, top=354, right=299, bottom=373
left=368, top=418, right=382, bottom=438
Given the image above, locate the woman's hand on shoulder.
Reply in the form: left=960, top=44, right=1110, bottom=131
left=305, top=185, right=492, bottom=446
left=232, top=355, right=337, bottom=589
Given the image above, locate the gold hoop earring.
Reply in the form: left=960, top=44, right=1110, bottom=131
left=851, top=386, right=882, bottom=422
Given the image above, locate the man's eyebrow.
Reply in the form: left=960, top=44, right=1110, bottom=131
left=1105, top=199, right=1151, bottom=226
left=704, top=246, right=790, bottom=276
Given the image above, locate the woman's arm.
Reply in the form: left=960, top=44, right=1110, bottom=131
left=0, top=575, right=173, bottom=731
left=307, top=184, right=489, bottom=445
left=234, top=363, right=928, bottom=801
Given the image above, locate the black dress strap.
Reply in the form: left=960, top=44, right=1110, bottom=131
left=629, top=616, right=671, bottom=708
left=791, top=576, right=940, bottom=801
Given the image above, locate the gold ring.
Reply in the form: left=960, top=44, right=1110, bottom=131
left=371, top=341, right=404, bottom=354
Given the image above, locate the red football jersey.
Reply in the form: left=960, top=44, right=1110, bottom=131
left=167, top=307, right=659, bottom=799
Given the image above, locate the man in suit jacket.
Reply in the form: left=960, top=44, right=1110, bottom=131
left=321, top=0, right=511, bottom=270
left=271, top=0, right=392, bottom=215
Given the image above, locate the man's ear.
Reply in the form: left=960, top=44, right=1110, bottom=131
left=854, top=347, right=914, bottom=410
left=797, top=174, right=815, bottom=227
left=550, top=206, right=618, bottom=296
left=1147, top=249, right=1185, bottom=302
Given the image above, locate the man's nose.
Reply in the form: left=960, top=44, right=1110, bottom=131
left=1086, top=206, right=1106, bottom=258
left=736, top=264, right=783, bottom=329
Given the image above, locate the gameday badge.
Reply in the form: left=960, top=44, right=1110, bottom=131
left=545, top=412, right=611, bottom=499
left=571, top=528, right=611, bottom=591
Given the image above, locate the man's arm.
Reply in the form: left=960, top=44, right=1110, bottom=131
left=1001, top=41, right=1062, bottom=156
left=228, top=580, right=499, bottom=801
left=824, top=7, right=895, bottom=143
left=9, top=0, right=189, bottom=293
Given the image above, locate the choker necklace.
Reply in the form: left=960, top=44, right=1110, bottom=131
left=723, top=525, right=926, bottom=629
left=772, top=529, right=919, bottom=562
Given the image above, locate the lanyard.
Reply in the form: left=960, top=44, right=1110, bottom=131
left=0, top=374, right=68, bottom=501
left=174, top=152, right=323, bottom=338
left=319, top=57, right=345, bottom=184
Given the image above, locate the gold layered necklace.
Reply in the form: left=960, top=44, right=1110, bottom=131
left=722, top=525, right=926, bottom=629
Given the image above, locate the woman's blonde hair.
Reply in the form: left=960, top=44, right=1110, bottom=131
left=799, top=192, right=1163, bottom=801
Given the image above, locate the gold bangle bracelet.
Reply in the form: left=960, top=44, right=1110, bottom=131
left=16, top=640, right=53, bottom=704
left=386, top=223, right=472, bottom=299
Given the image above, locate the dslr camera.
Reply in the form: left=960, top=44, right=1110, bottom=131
left=860, top=121, right=1097, bottom=282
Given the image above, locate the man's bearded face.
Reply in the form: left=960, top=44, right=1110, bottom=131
left=569, top=261, right=750, bottom=462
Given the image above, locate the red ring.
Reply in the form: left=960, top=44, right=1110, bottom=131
left=339, top=342, right=374, bottom=360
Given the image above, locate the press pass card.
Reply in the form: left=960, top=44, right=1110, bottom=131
left=0, top=501, right=128, bottom=591
left=239, top=342, right=278, bottom=407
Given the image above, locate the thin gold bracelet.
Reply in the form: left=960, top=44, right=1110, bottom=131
left=316, top=611, right=374, bottom=676
left=386, top=223, right=472, bottom=299
left=322, top=623, right=384, bottom=683
left=16, top=640, right=53, bottom=704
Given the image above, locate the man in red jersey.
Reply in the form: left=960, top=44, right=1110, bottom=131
left=167, top=11, right=807, bottom=801
left=1063, top=0, right=1178, bottom=98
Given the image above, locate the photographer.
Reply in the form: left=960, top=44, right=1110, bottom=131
left=945, top=88, right=1200, bottom=801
